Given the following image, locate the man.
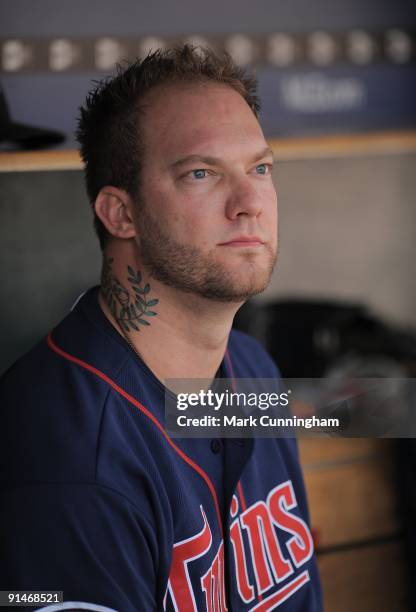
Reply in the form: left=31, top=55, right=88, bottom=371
left=0, top=46, right=322, bottom=611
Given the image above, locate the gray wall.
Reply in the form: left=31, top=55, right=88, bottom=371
left=3, top=0, right=414, bottom=37
left=0, top=170, right=101, bottom=373
left=264, top=151, right=416, bottom=327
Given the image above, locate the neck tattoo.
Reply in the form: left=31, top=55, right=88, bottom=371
left=101, top=256, right=160, bottom=358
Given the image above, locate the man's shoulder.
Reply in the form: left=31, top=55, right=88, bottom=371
left=227, top=328, right=280, bottom=378
left=0, top=341, right=108, bottom=484
left=0, top=289, right=131, bottom=484
left=1, top=287, right=130, bottom=388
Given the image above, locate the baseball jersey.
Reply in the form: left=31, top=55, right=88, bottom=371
left=0, top=287, right=323, bottom=611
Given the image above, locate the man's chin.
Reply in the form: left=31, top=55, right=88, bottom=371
left=198, top=273, right=273, bottom=303
left=217, top=249, right=276, bottom=280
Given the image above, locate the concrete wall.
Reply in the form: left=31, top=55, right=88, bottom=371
left=0, top=170, right=100, bottom=373
left=264, top=151, right=416, bottom=327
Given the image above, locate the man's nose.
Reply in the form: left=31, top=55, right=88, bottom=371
left=225, top=177, right=263, bottom=220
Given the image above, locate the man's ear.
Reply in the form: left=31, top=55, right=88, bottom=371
left=94, top=186, right=136, bottom=239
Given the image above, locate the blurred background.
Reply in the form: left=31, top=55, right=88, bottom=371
left=1, top=0, right=416, bottom=610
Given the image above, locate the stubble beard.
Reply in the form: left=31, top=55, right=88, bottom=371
left=137, top=207, right=277, bottom=303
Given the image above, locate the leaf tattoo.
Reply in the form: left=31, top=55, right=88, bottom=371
left=101, top=257, right=159, bottom=332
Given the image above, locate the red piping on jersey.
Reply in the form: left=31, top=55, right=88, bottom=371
left=224, top=349, right=237, bottom=389
left=236, top=481, right=247, bottom=513
left=46, top=332, right=223, bottom=536
left=225, top=350, right=248, bottom=511
left=226, top=347, right=263, bottom=603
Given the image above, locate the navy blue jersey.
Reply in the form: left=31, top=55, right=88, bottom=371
left=0, top=287, right=323, bottom=611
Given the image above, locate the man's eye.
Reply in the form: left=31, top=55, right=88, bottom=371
left=189, top=169, right=209, bottom=180
left=255, top=163, right=270, bottom=175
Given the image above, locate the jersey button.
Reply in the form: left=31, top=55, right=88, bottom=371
left=210, top=439, right=222, bottom=454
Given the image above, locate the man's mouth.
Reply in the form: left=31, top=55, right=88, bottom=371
left=219, top=236, right=265, bottom=247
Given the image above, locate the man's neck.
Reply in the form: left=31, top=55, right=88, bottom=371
left=99, top=242, right=242, bottom=384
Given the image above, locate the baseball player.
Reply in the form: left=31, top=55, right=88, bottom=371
left=0, top=46, right=323, bottom=611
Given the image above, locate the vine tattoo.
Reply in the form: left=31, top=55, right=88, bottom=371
left=101, top=257, right=159, bottom=332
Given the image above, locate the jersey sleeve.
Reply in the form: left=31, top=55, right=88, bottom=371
left=0, top=482, right=162, bottom=611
